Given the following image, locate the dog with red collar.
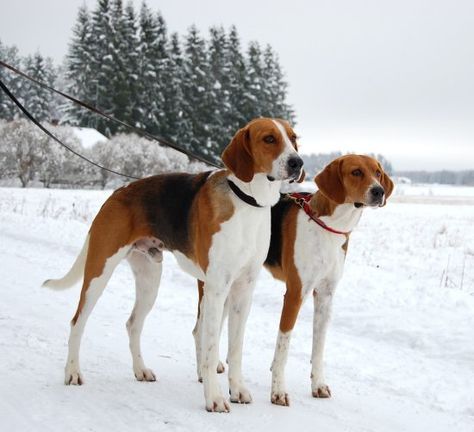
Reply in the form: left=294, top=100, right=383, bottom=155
left=265, top=154, right=393, bottom=405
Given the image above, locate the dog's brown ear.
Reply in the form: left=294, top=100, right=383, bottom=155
left=378, top=162, right=394, bottom=206
left=315, top=159, right=346, bottom=204
left=221, top=127, right=254, bottom=182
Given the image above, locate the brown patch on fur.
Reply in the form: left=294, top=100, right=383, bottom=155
left=191, top=171, right=235, bottom=272
left=197, top=280, right=204, bottom=319
left=71, top=199, right=153, bottom=325
left=275, top=205, right=304, bottom=333
left=342, top=237, right=350, bottom=255
left=309, top=191, right=338, bottom=218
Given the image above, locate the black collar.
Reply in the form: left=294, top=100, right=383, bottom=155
left=227, top=179, right=263, bottom=208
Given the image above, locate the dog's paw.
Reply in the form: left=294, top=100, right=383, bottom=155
left=65, top=370, right=84, bottom=385
left=134, top=367, right=157, bottom=382
left=206, top=395, right=231, bottom=413
left=229, top=386, right=252, bottom=404
left=271, top=390, right=290, bottom=406
left=312, top=384, right=331, bottom=398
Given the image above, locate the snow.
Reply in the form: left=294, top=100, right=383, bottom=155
left=71, top=127, right=108, bottom=149
left=0, top=186, right=473, bottom=432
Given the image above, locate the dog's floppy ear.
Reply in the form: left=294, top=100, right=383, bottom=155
left=378, top=162, right=394, bottom=206
left=315, top=159, right=346, bottom=204
left=221, top=126, right=254, bottom=182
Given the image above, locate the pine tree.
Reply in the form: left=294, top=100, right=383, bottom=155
left=90, top=0, right=116, bottom=135
left=207, top=26, right=230, bottom=154
left=181, top=25, right=214, bottom=160
left=225, top=26, right=248, bottom=134
left=243, top=41, right=265, bottom=121
left=161, top=32, right=186, bottom=143
left=23, top=52, right=54, bottom=121
left=137, top=2, right=168, bottom=134
left=262, top=45, right=295, bottom=123
left=0, top=40, right=23, bottom=121
left=121, top=2, right=141, bottom=127
left=64, top=5, right=97, bottom=128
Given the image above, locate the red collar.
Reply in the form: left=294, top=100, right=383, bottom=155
left=288, top=192, right=351, bottom=236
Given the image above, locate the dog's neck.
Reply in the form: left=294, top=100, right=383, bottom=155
left=228, top=173, right=281, bottom=208
left=310, top=191, right=363, bottom=233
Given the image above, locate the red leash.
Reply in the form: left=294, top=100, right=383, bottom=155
left=288, top=193, right=350, bottom=236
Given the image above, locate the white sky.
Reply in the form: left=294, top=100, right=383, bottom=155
left=1, top=0, right=473, bottom=170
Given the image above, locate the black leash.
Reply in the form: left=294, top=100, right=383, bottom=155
left=0, top=60, right=222, bottom=172
left=0, top=77, right=140, bottom=180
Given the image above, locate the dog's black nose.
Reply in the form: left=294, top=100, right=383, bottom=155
left=287, top=155, right=304, bottom=171
left=370, top=186, right=385, bottom=199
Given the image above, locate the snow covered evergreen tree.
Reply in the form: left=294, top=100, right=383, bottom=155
left=63, top=5, right=97, bottom=128
left=262, top=45, right=295, bottom=123
left=120, top=2, right=141, bottom=127
left=90, top=0, right=116, bottom=135
left=23, top=52, right=55, bottom=122
left=181, top=25, right=215, bottom=160
left=137, top=2, right=168, bottom=134
left=243, top=41, right=265, bottom=121
left=0, top=40, right=23, bottom=121
left=225, top=26, right=248, bottom=134
left=207, top=26, right=230, bottom=154
left=161, top=32, right=186, bottom=143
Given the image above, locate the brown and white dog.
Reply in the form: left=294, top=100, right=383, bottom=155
left=265, top=154, right=393, bottom=405
left=43, top=118, right=304, bottom=413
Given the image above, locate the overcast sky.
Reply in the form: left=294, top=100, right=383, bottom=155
left=1, top=0, right=473, bottom=170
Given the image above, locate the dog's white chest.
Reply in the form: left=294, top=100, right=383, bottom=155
left=294, top=211, right=346, bottom=295
left=208, top=206, right=271, bottom=279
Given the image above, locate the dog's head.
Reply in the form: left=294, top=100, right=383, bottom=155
left=221, top=118, right=304, bottom=183
left=315, top=154, right=394, bottom=207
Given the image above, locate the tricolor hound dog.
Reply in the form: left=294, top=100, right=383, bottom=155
left=194, top=154, right=393, bottom=406
left=265, top=154, right=393, bottom=405
left=43, top=117, right=304, bottom=413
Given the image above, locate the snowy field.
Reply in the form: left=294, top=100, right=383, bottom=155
left=0, top=185, right=473, bottom=432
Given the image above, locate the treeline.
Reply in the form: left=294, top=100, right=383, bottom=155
left=396, top=170, right=474, bottom=186
left=0, top=119, right=204, bottom=189
left=0, top=0, right=294, bottom=164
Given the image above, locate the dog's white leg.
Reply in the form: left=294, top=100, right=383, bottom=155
left=271, top=285, right=303, bottom=406
left=126, top=250, right=162, bottom=382
left=227, top=275, right=255, bottom=404
left=200, top=279, right=231, bottom=413
left=270, top=330, right=292, bottom=405
left=65, top=246, right=129, bottom=385
left=193, top=291, right=227, bottom=382
left=192, top=287, right=204, bottom=382
left=311, top=280, right=336, bottom=398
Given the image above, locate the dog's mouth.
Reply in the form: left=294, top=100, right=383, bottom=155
left=354, top=200, right=383, bottom=208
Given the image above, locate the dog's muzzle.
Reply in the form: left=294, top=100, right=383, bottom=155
left=286, top=155, right=304, bottom=180
left=369, top=186, right=385, bottom=206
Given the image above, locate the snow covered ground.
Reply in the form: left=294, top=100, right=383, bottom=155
left=0, top=185, right=473, bottom=432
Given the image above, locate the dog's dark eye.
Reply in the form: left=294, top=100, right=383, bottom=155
left=263, top=135, right=276, bottom=144
left=375, top=170, right=382, bottom=178
left=352, top=169, right=363, bottom=177
left=290, top=135, right=297, bottom=143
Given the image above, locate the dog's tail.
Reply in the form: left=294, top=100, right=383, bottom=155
left=42, top=235, right=89, bottom=290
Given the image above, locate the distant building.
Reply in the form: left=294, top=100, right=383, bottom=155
left=71, top=127, right=108, bottom=149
